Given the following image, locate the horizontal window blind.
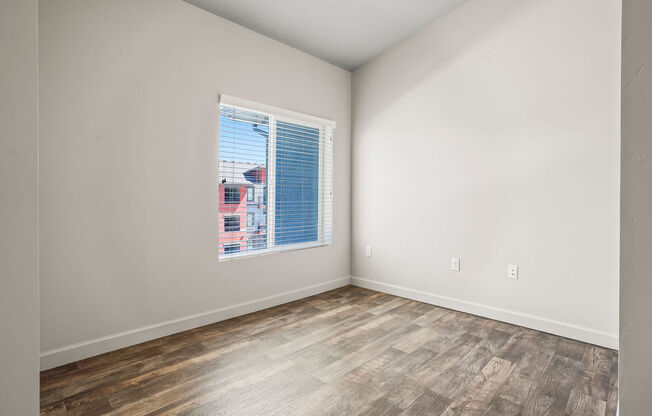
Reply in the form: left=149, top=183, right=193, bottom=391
left=218, top=97, right=334, bottom=259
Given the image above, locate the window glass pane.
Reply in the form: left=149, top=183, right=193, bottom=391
left=224, top=186, right=240, bottom=204
left=275, top=121, right=320, bottom=246
left=219, top=106, right=268, bottom=256
left=224, top=244, right=240, bottom=254
left=224, top=215, right=240, bottom=232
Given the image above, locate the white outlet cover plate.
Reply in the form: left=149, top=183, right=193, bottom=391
left=450, top=257, right=460, bottom=271
left=508, top=264, right=518, bottom=279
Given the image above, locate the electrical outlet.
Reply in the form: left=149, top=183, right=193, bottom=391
left=450, top=257, right=460, bottom=271
left=508, top=264, right=518, bottom=279
left=365, top=246, right=372, bottom=257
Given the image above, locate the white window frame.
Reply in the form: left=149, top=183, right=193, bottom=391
left=218, top=95, right=335, bottom=261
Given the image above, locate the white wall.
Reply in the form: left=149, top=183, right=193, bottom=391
left=351, top=0, right=620, bottom=348
left=0, top=0, right=40, bottom=413
left=39, top=0, right=351, bottom=369
left=621, top=0, right=652, bottom=413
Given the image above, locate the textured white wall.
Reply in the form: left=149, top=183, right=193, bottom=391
left=352, top=0, right=620, bottom=347
left=621, top=0, right=652, bottom=413
left=0, top=0, right=39, bottom=413
left=39, top=0, right=351, bottom=367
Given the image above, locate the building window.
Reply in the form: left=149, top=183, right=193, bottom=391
left=224, top=215, right=240, bottom=232
left=218, top=96, right=334, bottom=259
left=224, top=244, right=240, bottom=254
left=224, top=186, right=240, bottom=204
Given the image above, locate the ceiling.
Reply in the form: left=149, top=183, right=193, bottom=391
left=184, top=0, right=468, bottom=71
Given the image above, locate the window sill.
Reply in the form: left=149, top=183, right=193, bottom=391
left=218, top=241, right=331, bottom=262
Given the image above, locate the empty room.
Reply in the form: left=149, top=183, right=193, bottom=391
left=2, top=0, right=652, bottom=415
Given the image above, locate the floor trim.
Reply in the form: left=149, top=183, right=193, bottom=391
left=351, top=276, right=618, bottom=350
left=40, top=276, right=352, bottom=370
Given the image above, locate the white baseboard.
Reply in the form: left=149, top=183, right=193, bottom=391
left=351, top=276, right=618, bottom=350
left=40, top=276, right=351, bottom=370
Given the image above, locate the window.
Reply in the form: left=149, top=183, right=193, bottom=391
left=224, top=215, right=240, bottom=232
left=224, top=244, right=240, bottom=254
left=218, top=95, right=334, bottom=259
left=224, top=186, right=240, bottom=204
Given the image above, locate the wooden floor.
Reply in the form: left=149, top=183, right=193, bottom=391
left=40, top=286, right=618, bottom=416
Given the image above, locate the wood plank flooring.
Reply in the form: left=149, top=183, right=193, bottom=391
left=40, top=286, right=618, bottom=416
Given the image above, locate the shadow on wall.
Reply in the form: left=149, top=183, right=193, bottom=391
left=349, top=0, right=541, bottom=264
left=352, top=0, right=536, bottom=130
left=349, top=0, right=620, bottom=347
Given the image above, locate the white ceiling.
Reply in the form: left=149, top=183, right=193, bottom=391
left=184, top=0, right=468, bottom=71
